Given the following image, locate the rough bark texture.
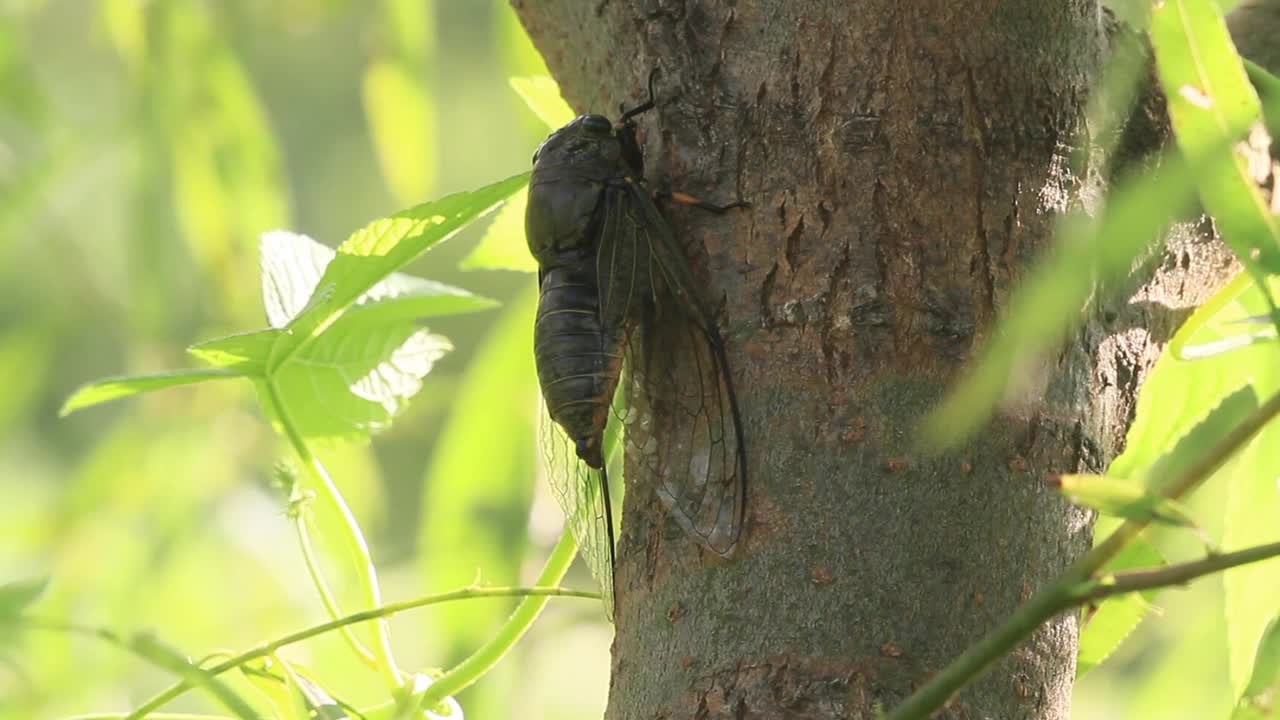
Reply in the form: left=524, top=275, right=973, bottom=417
left=512, top=2, right=1235, bottom=718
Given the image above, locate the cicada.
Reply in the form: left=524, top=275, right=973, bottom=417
left=525, top=72, right=747, bottom=618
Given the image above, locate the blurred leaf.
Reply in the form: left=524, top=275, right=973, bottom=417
left=60, top=368, right=243, bottom=416
left=0, top=577, right=47, bottom=620
left=510, top=76, right=575, bottom=130
left=1235, top=616, right=1280, bottom=719
left=419, top=285, right=537, bottom=661
left=460, top=183, right=536, bottom=272
left=363, top=58, right=436, bottom=205
left=260, top=298, right=454, bottom=444
left=1244, top=58, right=1280, bottom=142
left=1054, top=474, right=1201, bottom=528
left=130, top=633, right=259, bottom=720
left=243, top=657, right=310, bottom=720
left=1151, top=0, right=1280, bottom=273
left=268, top=173, right=528, bottom=370
left=924, top=150, right=1201, bottom=445
left=1077, top=531, right=1163, bottom=676
left=1223, top=418, right=1280, bottom=697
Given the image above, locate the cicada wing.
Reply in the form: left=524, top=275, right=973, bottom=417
left=621, top=184, right=747, bottom=557
left=537, top=409, right=615, bottom=618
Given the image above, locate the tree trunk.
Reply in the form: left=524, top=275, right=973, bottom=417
left=511, top=2, right=1231, bottom=717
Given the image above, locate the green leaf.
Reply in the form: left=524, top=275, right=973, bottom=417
left=259, top=296, right=454, bottom=443
left=1077, top=531, right=1163, bottom=676
left=188, top=329, right=282, bottom=374
left=267, top=172, right=528, bottom=371
left=1234, top=616, right=1280, bottom=719
left=1244, top=58, right=1280, bottom=143
left=1076, top=384, right=1262, bottom=674
left=260, top=229, right=493, bottom=327
left=0, top=577, right=47, bottom=620
left=510, top=75, right=575, bottom=129
left=924, top=150, right=1201, bottom=445
left=1171, top=270, right=1280, bottom=360
left=1053, top=474, right=1201, bottom=528
left=60, top=368, right=243, bottom=416
left=362, top=58, right=436, bottom=205
left=460, top=183, right=537, bottom=272
left=242, top=657, right=309, bottom=720
left=1150, top=0, right=1280, bottom=273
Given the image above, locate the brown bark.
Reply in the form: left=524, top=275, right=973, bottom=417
left=511, top=2, right=1234, bottom=718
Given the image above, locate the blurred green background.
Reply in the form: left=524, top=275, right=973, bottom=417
left=0, top=1, right=607, bottom=718
left=0, top=0, right=1265, bottom=718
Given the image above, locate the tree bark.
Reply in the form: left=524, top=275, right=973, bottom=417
left=511, top=2, right=1233, bottom=718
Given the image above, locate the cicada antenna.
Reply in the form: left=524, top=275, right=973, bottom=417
left=617, top=67, right=660, bottom=125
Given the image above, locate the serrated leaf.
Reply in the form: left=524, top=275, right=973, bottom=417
left=1054, top=474, right=1201, bottom=528
left=460, top=183, right=536, bottom=272
left=60, top=368, right=243, bottom=416
left=0, top=577, right=47, bottom=620
left=1076, top=384, right=1262, bottom=674
left=510, top=75, right=575, bottom=129
left=1151, top=0, right=1280, bottom=273
left=259, top=296, right=453, bottom=443
left=1078, top=531, right=1164, bottom=676
left=268, top=173, right=528, bottom=370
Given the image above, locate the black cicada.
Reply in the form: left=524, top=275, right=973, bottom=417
left=525, top=72, right=747, bottom=618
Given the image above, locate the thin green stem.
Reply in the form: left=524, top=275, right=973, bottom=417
left=264, top=378, right=401, bottom=689
left=887, top=389, right=1280, bottom=720
left=292, top=507, right=379, bottom=669
left=94, top=585, right=597, bottom=719
left=413, top=529, right=583, bottom=711
left=1075, top=539, right=1280, bottom=602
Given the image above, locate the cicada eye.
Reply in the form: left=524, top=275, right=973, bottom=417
left=581, top=114, right=613, bottom=134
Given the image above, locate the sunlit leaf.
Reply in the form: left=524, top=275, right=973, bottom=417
left=260, top=296, right=454, bottom=444
left=460, top=183, right=536, bottom=272
left=268, top=173, right=528, bottom=371
left=1077, top=382, right=1262, bottom=674
left=188, top=329, right=282, bottom=374
left=1151, top=0, right=1280, bottom=273
left=1077, top=531, right=1163, bottom=676
left=1171, top=271, right=1280, bottom=359
left=510, top=76, right=575, bottom=130
left=130, top=633, right=258, bottom=720
left=60, top=369, right=243, bottom=416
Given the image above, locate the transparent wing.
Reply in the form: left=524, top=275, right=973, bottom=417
left=538, top=409, right=615, bottom=618
left=620, top=184, right=747, bottom=556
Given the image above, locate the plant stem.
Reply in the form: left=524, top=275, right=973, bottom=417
left=413, top=529, right=583, bottom=711
left=887, top=388, right=1280, bottom=720
left=1077, top=539, right=1280, bottom=602
left=264, top=378, right=401, bottom=689
left=292, top=509, right=379, bottom=669
left=88, top=585, right=597, bottom=719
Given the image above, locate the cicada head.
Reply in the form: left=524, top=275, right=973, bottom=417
left=531, top=114, right=625, bottom=176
